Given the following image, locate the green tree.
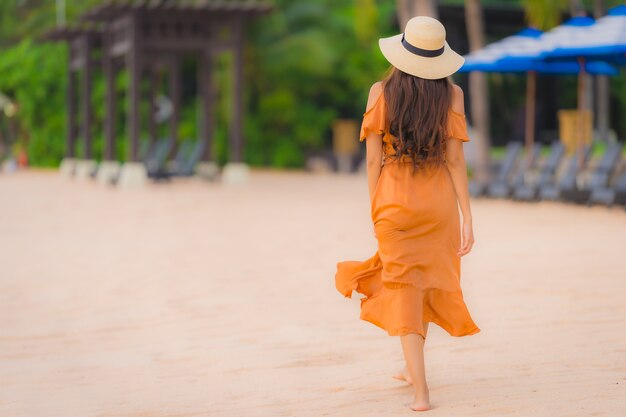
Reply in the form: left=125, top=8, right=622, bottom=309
left=244, top=0, right=393, bottom=167
left=0, top=39, right=68, bottom=166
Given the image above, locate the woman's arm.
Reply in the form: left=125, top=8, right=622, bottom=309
left=364, top=82, right=384, bottom=204
left=446, top=84, right=475, bottom=257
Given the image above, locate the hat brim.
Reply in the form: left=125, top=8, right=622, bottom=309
left=378, top=34, right=465, bottom=80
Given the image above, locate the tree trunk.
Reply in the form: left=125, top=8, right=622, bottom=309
left=593, top=0, right=610, bottom=141
left=397, top=0, right=438, bottom=29
left=464, top=0, right=491, bottom=183
left=592, top=0, right=605, bottom=17
left=569, top=0, right=584, bottom=17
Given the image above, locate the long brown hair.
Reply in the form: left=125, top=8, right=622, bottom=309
left=382, top=66, right=453, bottom=171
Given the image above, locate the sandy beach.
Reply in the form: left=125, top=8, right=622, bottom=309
left=1, top=169, right=625, bottom=417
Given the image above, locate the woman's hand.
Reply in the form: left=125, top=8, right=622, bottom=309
left=457, top=220, right=474, bottom=257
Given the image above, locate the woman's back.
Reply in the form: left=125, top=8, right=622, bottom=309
left=359, top=78, right=470, bottom=167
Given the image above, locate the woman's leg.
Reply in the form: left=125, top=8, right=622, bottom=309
left=392, top=322, right=429, bottom=385
left=400, top=324, right=430, bottom=411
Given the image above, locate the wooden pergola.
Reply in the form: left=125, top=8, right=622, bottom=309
left=45, top=26, right=102, bottom=162
left=46, top=0, right=272, bottom=183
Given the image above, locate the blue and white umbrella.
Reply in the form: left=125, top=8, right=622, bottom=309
left=526, top=15, right=618, bottom=163
left=547, top=5, right=626, bottom=64
left=460, top=26, right=616, bottom=75
left=496, top=16, right=599, bottom=68
left=459, top=28, right=545, bottom=73
left=459, top=24, right=616, bottom=161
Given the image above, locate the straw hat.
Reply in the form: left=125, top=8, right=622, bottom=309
left=379, top=16, right=464, bottom=80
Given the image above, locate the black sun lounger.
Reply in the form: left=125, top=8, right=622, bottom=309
left=513, top=142, right=565, bottom=201
left=178, top=140, right=206, bottom=177
left=470, top=141, right=522, bottom=198
left=538, top=144, right=592, bottom=201
left=152, top=140, right=207, bottom=179
left=488, top=144, right=540, bottom=199
left=560, top=143, right=622, bottom=204
left=146, top=138, right=174, bottom=178
left=589, top=168, right=626, bottom=206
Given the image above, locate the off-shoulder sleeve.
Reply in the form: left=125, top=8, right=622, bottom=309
left=359, top=92, right=386, bottom=142
left=447, top=110, right=470, bottom=142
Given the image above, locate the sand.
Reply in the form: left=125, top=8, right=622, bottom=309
left=1, top=169, right=625, bottom=417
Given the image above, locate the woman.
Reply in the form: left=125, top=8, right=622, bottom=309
left=335, top=16, right=480, bottom=412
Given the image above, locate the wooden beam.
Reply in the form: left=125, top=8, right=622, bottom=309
left=524, top=71, right=536, bottom=168
left=198, top=50, right=214, bottom=161
left=148, top=68, right=159, bottom=145
left=67, top=54, right=77, bottom=158
left=577, top=58, right=587, bottom=169
left=103, top=27, right=117, bottom=161
left=229, top=22, right=244, bottom=163
left=142, top=39, right=211, bottom=51
left=81, top=35, right=93, bottom=159
left=168, top=57, right=181, bottom=156
left=127, top=12, right=142, bottom=162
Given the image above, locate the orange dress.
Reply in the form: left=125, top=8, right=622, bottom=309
left=335, top=90, right=480, bottom=339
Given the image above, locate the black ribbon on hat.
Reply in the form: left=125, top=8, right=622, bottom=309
left=401, top=33, right=445, bottom=58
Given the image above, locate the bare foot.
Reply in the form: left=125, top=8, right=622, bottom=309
left=409, top=388, right=430, bottom=412
left=392, top=367, right=413, bottom=385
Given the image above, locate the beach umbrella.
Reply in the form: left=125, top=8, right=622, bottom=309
left=494, top=16, right=619, bottom=167
left=461, top=27, right=614, bottom=74
left=540, top=7, right=626, bottom=151
left=547, top=5, right=626, bottom=64
left=459, top=26, right=617, bottom=166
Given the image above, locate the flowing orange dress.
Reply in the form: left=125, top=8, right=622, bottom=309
left=335, top=90, right=480, bottom=339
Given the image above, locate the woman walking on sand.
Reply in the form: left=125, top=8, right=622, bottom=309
left=335, top=16, right=480, bottom=412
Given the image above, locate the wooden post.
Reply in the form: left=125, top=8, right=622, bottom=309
left=230, top=22, right=244, bottom=163
left=596, top=74, right=610, bottom=142
left=148, top=68, right=159, bottom=145
left=524, top=71, right=536, bottom=168
left=103, top=30, right=116, bottom=161
left=67, top=55, right=77, bottom=158
left=81, top=35, right=93, bottom=159
left=198, top=51, right=214, bottom=161
left=127, top=14, right=141, bottom=162
left=593, top=0, right=610, bottom=142
left=168, top=57, right=181, bottom=153
left=577, top=58, right=586, bottom=168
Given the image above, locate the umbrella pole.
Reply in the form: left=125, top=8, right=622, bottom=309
left=525, top=71, right=536, bottom=168
left=577, top=57, right=586, bottom=169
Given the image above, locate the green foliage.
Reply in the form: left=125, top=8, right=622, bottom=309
left=243, top=0, right=394, bottom=167
left=0, top=39, right=67, bottom=166
left=0, top=0, right=102, bottom=47
left=521, top=0, right=569, bottom=29
left=354, top=0, right=379, bottom=44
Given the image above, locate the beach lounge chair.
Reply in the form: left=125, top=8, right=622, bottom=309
left=153, top=140, right=207, bottom=179
left=559, top=143, right=622, bottom=204
left=139, top=138, right=152, bottom=161
left=178, top=140, right=206, bottom=176
left=152, top=141, right=193, bottom=180
left=488, top=144, right=540, bottom=199
left=538, top=145, right=591, bottom=201
left=146, top=138, right=174, bottom=178
left=589, top=168, right=626, bottom=206
left=470, top=141, right=522, bottom=198
left=107, top=139, right=170, bottom=185
left=513, top=142, right=565, bottom=201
